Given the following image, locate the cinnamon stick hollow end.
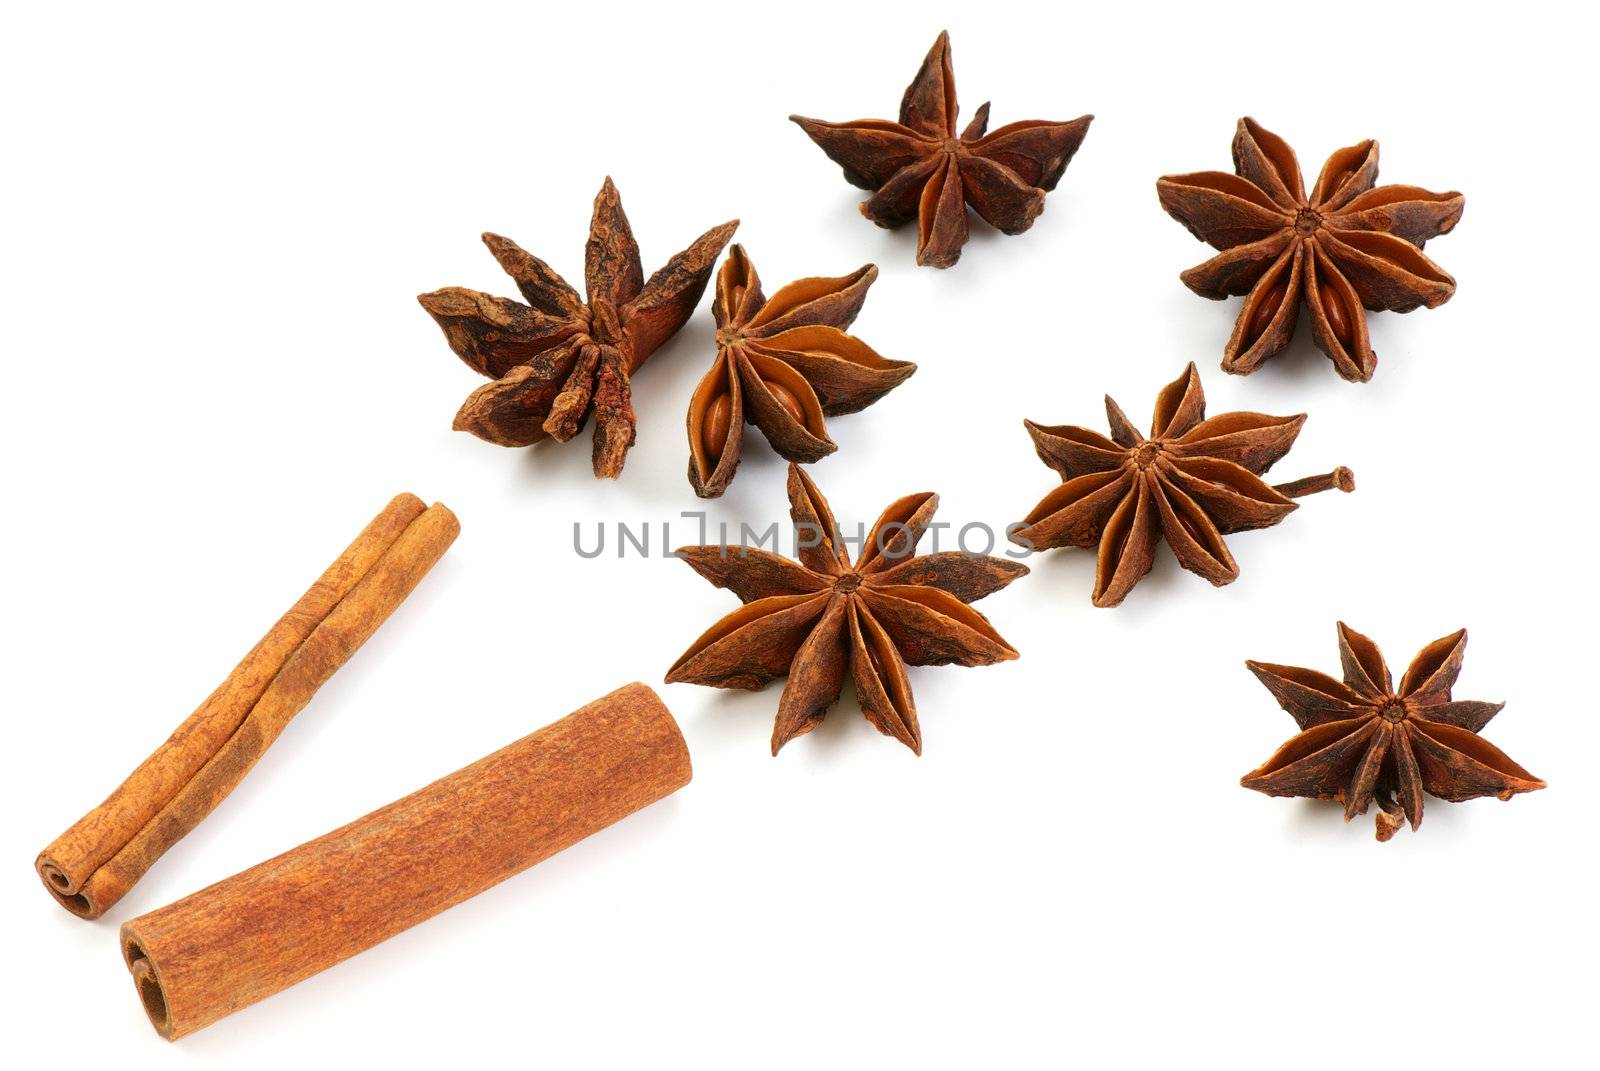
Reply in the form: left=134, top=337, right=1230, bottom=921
left=119, top=682, right=692, bottom=1040
left=37, top=860, right=94, bottom=917
left=123, top=937, right=174, bottom=1039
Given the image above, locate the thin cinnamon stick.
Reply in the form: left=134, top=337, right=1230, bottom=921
left=37, top=493, right=460, bottom=919
left=120, top=682, right=692, bottom=1040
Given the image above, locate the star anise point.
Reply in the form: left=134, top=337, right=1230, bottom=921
left=792, top=32, right=1091, bottom=268
left=1242, top=625, right=1545, bottom=841
left=668, top=464, right=1025, bottom=755
left=1159, top=117, right=1463, bottom=381
left=422, top=180, right=735, bottom=477
left=686, top=244, right=915, bottom=497
left=1015, top=364, right=1351, bottom=606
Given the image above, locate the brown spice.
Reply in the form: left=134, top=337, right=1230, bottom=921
left=1011, top=363, right=1352, bottom=607
left=687, top=245, right=916, bottom=497
left=1241, top=624, right=1544, bottom=840
left=419, top=178, right=737, bottom=477
left=667, top=464, right=1027, bottom=754
left=120, top=683, right=690, bottom=1039
left=36, top=493, right=459, bottom=919
left=1157, top=118, right=1464, bottom=381
left=791, top=31, right=1092, bottom=268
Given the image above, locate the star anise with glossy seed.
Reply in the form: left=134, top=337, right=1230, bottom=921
left=1242, top=623, right=1545, bottom=841
left=666, top=464, right=1028, bottom=755
left=1011, top=363, right=1353, bottom=607
left=1157, top=118, right=1464, bottom=382
left=418, top=178, right=737, bottom=477
left=790, top=31, right=1092, bottom=269
left=687, top=245, right=916, bottom=498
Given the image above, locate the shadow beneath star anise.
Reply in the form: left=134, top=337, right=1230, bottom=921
left=716, top=448, right=793, bottom=510
left=1281, top=792, right=1469, bottom=845
left=1017, top=541, right=1196, bottom=622
left=685, top=687, right=777, bottom=759
left=798, top=684, right=867, bottom=760
left=1283, top=798, right=1357, bottom=844
left=838, top=204, right=1025, bottom=276
left=873, top=216, right=924, bottom=267
left=954, top=217, right=1012, bottom=262
left=631, top=312, right=719, bottom=438
left=1219, top=312, right=1367, bottom=387
left=815, top=192, right=1016, bottom=273
left=515, top=428, right=601, bottom=490
left=683, top=679, right=883, bottom=763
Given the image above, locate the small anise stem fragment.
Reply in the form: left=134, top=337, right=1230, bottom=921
left=1274, top=467, right=1355, bottom=498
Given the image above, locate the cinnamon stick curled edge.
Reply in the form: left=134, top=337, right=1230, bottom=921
left=37, top=493, right=460, bottom=919
left=121, top=682, right=692, bottom=1040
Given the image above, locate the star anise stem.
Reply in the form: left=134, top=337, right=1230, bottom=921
left=1014, top=363, right=1355, bottom=607
left=1272, top=466, right=1355, bottom=499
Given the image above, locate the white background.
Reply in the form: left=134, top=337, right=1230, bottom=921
left=3, top=1, right=1594, bottom=1065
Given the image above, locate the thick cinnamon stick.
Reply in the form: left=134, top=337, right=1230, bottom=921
left=37, top=493, right=459, bottom=919
left=120, top=683, right=692, bottom=1040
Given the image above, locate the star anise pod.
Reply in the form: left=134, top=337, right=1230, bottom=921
left=790, top=31, right=1092, bottom=269
left=666, top=464, right=1028, bottom=755
left=687, top=245, right=916, bottom=498
left=418, top=178, right=737, bottom=477
left=1157, top=118, right=1464, bottom=382
left=1011, top=363, right=1353, bottom=607
left=1242, top=624, right=1545, bottom=841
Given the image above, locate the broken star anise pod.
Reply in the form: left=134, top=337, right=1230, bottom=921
left=1011, top=363, right=1353, bottom=608
left=666, top=464, right=1028, bottom=755
left=418, top=178, right=737, bottom=477
left=1242, top=623, right=1545, bottom=842
left=1157, top=118, right=1464, bottom=382
left=687, top=245, right=916, bottom=498
left=790, top=31, right=1092, bottom=269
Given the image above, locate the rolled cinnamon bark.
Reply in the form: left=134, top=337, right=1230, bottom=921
left=120, top=683, right=692, bottom=1040
left=37, top=493, right=460, bottom=919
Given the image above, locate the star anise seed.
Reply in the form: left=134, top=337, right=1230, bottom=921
left=791, top=31, right=1092, bottom=268
left=418, top=178, right=737, bottom=477
left=1157, top=118, right=1463, bottom=382
left=666, top=464, right=1028, bottom=755
left=687, top=245, right=917, bottom=498
left=1011, top=363, right=1353, bottom=607
left=1242, top=623, right=1545, bottom=841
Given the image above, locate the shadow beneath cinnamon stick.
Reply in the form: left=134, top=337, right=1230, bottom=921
left=173, top=788, right=692, bottom=1051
